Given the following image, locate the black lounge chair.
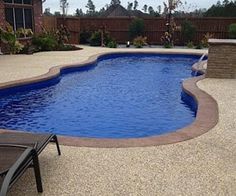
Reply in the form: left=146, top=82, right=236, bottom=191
left=0, top=144, right=42, bottom=196
left=0, top=132, right=61, bottom=195
left=0, top=132, right=61, bottom=156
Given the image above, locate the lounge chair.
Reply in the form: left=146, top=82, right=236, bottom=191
left=0, top=132, right=61, bottom=156
left=0, top=144, right=42, bottom=196
left=0, top=132, right=61, bottom=195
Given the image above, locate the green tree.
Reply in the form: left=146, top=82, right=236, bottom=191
left=129, top=18, right=145, bottom=39
left=223, top=0, right=230, bottom=5
left=110, top=0, right=121, bottom=5
left=181, top=20, right=196, bottom=43
left=142, top=4, right=148, bottom=13
left=60, top=0, right=69, bottom=16
left=204, top=1, right=236, bottom=17
left=163, top=0, right=182, bottom=32
left=148, top=6, right=155, bottom=15
left=147, top=6, right=160, bottom=17
left=75, top=8, right=84, bottom=17
left=86, top=0, right=96, bottom=16
left=157, top=5, right=161, bottom=14
left=44, top=8, right=53, bottom=16
left=54, top=11, right=61, bottom=16
left=99, top=7, right=106, bottom=14
left=127, top=2, right=133, bottom=10
left=229, top=23, right=236, bottom=38
left=162, top=0, right=182, bottom=46
left=191, top=8, right=207, bottom=17
left=133, top=0, right=138, bottom=10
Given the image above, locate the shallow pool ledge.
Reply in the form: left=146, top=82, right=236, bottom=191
left=0, top=51, right=219, bottom=148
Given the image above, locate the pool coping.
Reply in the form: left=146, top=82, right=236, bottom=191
left=0, top=51, right=219, bottom=148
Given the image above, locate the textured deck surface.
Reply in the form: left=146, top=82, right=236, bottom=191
left=0, top=46, right=235, bottom=195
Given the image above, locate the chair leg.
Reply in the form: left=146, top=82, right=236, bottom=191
left=32, top=151, right=43, bottom=193
left=51, top=135, right=61, bottom=156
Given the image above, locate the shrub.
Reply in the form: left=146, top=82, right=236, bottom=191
left=80, top=31, right=92, bottom=44
left=163, top=43, right=172, bottom=48
left=89, top=31, right=114, bottom=47
left=16, top=28, right=33, bottom=38
left=12, top=40, right=24, bottom=54
left=229, top=23, right=236, bottom=39
left=0, top=25, right=23, bottom=54
left=104, top=34, right=113, bottom=46
left=32, top=34, right=58, bottom=51
left=32, top=26, right=71, bottom=52
left=133, top=36, right=147, bottom=48
left=89, top=31, right=102, bottom=46
left=107, top=40, right=117, bottom=48
left=20, top=43, right=36, bottom=54
left=161, top=32, right=173, bottom=48
left=186, top=41, right=194, bottom=48
left=201, top=32, right=214, bottom=48
left=195, top=43, right=203, bottom=49
left=181, top=20, right=196, bottom=44
left=129, top=18, right=145, bottom=39
left=55, top=25, right=70, bottom=46
left=57, top=44, right=81, bottom=51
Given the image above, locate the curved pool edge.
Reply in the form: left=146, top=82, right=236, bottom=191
left=0, top=51, right=219, bottom=148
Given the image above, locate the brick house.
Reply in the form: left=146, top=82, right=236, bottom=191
left=0, top=0, right=43, bottom=33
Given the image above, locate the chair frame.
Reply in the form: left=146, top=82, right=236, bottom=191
left=0, top=144, right=42, bottom=196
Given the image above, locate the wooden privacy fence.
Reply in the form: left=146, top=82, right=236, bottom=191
left=43, top=16, right=236, bottom=45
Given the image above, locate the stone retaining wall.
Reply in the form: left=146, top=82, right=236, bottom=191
left=207, top=39, right=236, bottom=79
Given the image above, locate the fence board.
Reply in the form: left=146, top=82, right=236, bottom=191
left=43, top=16, right=236, bottom=45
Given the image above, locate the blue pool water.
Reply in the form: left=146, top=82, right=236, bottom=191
left=0, top=53, right=200, bottom=138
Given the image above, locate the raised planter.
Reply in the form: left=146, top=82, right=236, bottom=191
left=207, top=39, right=236, bottom=79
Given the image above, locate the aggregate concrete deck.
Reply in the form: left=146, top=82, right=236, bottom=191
left=0, top=46, right=235, bottom=195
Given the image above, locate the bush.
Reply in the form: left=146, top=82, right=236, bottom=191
left=186, top=41, right=194, bottom=48
left=195, top=43, right=203, bottom=49
left=181, top=20, right=196, bottom=44
left=32, top=34, right=58, bottom=51
left=163, top=43, right=172, bottom=48
left=129, top=18, right=145, bottom=39
left=201, top=32, right=214, bottom=48
left=20, top=43, right=36, bottom=54
left=89, top=31, right=114, bottom=47
left=12, top=40, right=24, bottom=54
left=57, top=44, right=81, bottom=51
left=32, top=26, right=71, bottom=52
left=55, top=25, right=70, bottom=46
left=107, top=40, right=117, bottom=48
left=16, top=28, right=33, bottom=38
left=0, top=25, right=23, bottom=54
left=89, top=31, right=102, bottom=46
left=229, top=23, right=236, bottom=39
left=133, top=36, right=147, bottom=48
left=161, top=32, right=173, bottom=48
left=80, top=31, right=92, bottom=44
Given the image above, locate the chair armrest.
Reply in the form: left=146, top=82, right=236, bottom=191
left=0, top=143, right=37, bottom=149
left=0, top=147, right=36, bottom=196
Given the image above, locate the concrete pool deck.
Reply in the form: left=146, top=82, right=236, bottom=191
left=0, top=46, right=235, bottom=195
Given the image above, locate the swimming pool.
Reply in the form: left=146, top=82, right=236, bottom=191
left=0, top=53, right=201, bottom=138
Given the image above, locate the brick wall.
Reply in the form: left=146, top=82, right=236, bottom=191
left=33, top=0, right=43, bottom=34
left=207, top=39, right=236, bottom=79
left=0, top=0, right=43, bottom=34
left=0, top=0, right=5, bottom=28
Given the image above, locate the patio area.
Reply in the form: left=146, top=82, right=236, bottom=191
left=0, top=46, right=235, bottom=195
